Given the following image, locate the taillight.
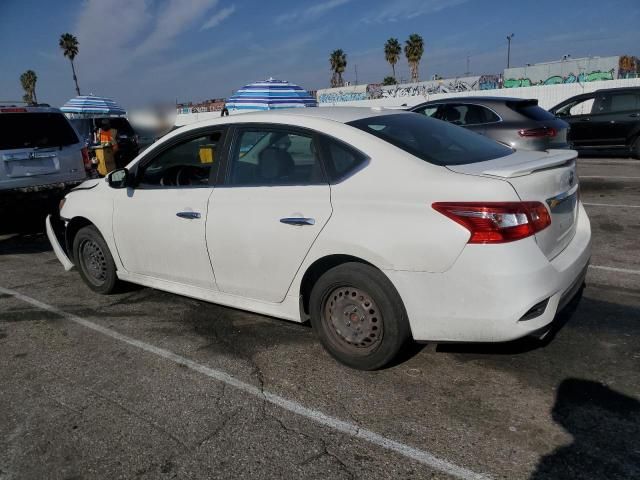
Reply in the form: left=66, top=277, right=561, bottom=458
left=0, top=107, right=27, bottom=113
left=518, top=127, right=557, bottom=138
left=432, top=202, right=551, bottom=244
left=81, top=146, right=92, bottom=172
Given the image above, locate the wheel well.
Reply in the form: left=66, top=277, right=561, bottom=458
left=65, top=216, right=94, bottom=261
left=299, top=254, right=374, bottom=316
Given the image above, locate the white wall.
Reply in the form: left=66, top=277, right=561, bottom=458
left=318, top=78, right=640, bottom=110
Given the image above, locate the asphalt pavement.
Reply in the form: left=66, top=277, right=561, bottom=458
left=1, top=157, right=639, bottom=480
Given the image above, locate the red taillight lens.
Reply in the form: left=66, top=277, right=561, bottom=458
left=81, top=146, right=92, bottom=172
left=518, top=127, right=557, bottom=138
left=432, top=202, right=551, bottom=244
left=0, top=107, right=27, bottom=113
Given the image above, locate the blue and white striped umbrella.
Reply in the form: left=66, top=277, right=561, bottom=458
left=226, top=78, right=317, bottom=111
left=60, top=95, right=126, bottom=115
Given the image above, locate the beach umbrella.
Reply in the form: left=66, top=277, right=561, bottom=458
left=226, top=78, right=317, bottom=111
left=61, top=95, right=126, bottom=116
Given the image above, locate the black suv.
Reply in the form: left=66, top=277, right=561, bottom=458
left=70, top=116, right=139, bottom=168
left=550, top=87, right=640, bottom=158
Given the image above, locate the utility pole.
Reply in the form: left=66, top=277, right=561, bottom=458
left=465, top=55, right=471, bottom=76
left=506, top=33, right=515, bottom=69
left=354, top=64, right=358, bottom=85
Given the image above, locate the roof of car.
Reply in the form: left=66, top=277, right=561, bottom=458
left=415, top=96, right=534, bottom=105
left=244, top=106, right=407, bottom=123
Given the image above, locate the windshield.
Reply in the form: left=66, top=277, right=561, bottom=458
left=0, top=112, right=79, bottom=150
left=347, top=113, right=512, bottom=166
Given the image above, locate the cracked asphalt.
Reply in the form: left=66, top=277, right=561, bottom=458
left=1, top=157, right=639, bottom=480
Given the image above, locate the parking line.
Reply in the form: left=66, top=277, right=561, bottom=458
left=0, top=286, right=490, bottom=480
left=589, top=265, right=640, bottom=275
left=583, top=202, right=640, bottom=208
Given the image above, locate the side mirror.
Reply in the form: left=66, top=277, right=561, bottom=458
left=107, top=168, right=129, bottom=189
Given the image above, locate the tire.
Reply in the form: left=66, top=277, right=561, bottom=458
left=73, top=225, right=120, bottom=294
left=309, top=262, right=411, bottom=370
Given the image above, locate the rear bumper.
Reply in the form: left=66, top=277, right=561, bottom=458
left=45, top=214, right=74, bottom=271
left=386, top=202, right=591, bottom=342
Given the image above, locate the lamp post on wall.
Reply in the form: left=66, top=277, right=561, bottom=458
left=506, top=33, right=515, bottom=68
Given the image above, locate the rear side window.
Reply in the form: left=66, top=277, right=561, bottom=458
left=606, top=93, right=640, bottom=112
left=508, top=101, right=555, bottom=121
left=0, top=112, right=79, bottom=150
left=323, top=139, right=367, bottom=182
left=348, top=113, right=512, bottom=166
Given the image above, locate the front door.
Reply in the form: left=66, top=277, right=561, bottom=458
left=590, top=91, right=640, bottom=148
left=206, top=125, right=332, bottom=303
left=112, top=129, right=224, bottom=289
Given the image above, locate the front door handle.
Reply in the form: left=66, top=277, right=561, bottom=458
left=280, top=217, right=315, bottom=226
left=629, top=113, right=640, bottom=118
left=176, top=211, right=201, bottom=219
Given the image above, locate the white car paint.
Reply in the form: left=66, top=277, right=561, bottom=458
left=49, top=107, right=591, bottom=343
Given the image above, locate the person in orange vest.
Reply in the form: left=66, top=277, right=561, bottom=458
left=97, top=119, right=118, bottom=154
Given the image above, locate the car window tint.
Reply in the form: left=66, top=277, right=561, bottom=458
left=229, top=129, right=325, bottom=186
left=459, top=105, right=499, bottom=125
left=608, top=94, right=639, bottom=112
left=324, top=139, right=367, bottom=182
left=509, top=101, right=555, bottom=120
left=434, top=105, right=466, bottom=125
left=0, top=112, right=79, bottom=150
left=348, top=113, right=512, bottom=166
left=138, top=132, right=220, bottom=188
left=415, top=106, right=438, bottom=117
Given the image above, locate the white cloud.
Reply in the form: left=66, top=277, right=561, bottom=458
left=361, top=0, right=468, bottom=23
left=135, top=0, right=220, bottom=56
left=275, top=0, right=352, bottom=24
left=201, top=5, right=235, bottom=30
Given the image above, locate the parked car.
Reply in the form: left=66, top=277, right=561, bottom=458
left=549, top=87, right=640, bottom=158
left=410, top=97, right=570, bottom=151
left=47, top=108, right=591, bottom=370
left=0, top=104, right=90, bottom=202
left=69, top=116, right=140, bottom=168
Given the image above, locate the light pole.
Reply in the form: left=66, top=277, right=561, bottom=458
left=506, top=33, right=514, bottom=68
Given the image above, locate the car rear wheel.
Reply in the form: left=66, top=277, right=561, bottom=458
left=73, top=225, right=120, bottom=294
left=309, top=262, right=411, bottom=370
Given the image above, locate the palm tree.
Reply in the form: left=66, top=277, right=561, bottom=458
left=20, top=70, right=38, bottom=104
left=59, top=33, right=81, bottom=95
left=329, top=49, right=347, bottom=88
left=404, top=34, right=424, bottom=83
left=384, top=38, right=401, bottom=81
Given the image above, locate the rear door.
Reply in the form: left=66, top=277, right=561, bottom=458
left=590, top=92, right=640, bottom=148
left=206, top=124, right=332, bottom=303
left=0, top=110, right=86, bottom=190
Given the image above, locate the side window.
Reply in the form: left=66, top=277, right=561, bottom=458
left=228, top=128, right=325, bottom=186
left=608, top=93, right=639, bottom=112
left=435, top=105, right=465, bottom=125
left=415, top=106, right=438, bottom=117
left=556, top=97, right=595, bottom=117
left=138, top=131, right=221, bottom=188
left=460, top=105, right=499, bottom=125
left=323, top=138, right=367, bottom=182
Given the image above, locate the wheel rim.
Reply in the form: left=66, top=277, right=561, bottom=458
left=79, top=239, right=107, bottom=286
left=323, top=286, right=383, bottom=354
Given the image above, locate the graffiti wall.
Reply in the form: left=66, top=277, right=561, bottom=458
left=317, top=75, right=500, bottom=104
left=503, top=56, right=639, bottom=88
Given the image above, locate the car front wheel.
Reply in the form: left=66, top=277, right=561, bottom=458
left=309, top=262, right=411, bottom=370
left=73, top=225, right=120, bottom=294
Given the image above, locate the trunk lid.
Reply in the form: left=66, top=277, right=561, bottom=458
left=447, top=149, right=580, bottom=259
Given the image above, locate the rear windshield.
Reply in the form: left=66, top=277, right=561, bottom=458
left=348, top=113, right=512, bottom=166
left=0, top=112, right=79, bottom=150
left=508, top=101, right=555, bottom=121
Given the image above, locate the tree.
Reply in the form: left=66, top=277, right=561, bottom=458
left=20, top=70, right=38, bottom=104
left=384, top=38, right=402, bottom=79
left=329, top=49, right=347, bottom=88
left=382, top=76, right=397, bottom=86
left=59, top=33, right=81, bottom=95
left=404, top=34, right=424, bottom=83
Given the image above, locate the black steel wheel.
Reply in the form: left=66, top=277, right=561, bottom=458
left=310, top=262, right=411, bottom=370
left=73, top=225, right=120, bottom=294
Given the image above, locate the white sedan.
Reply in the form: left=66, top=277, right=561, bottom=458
left=47, top=107, right=591, bottom=370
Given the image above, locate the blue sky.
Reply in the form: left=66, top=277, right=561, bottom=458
left=1, top=0, right=639, bottom=108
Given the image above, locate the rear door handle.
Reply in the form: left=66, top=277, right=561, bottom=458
left=280, top=217, right=315, bottom=226
left=629, top=113, right=640, bottom=118
left=579, top=117, right=591, bottom=122
left=176, top=211, right=201, bottom=219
